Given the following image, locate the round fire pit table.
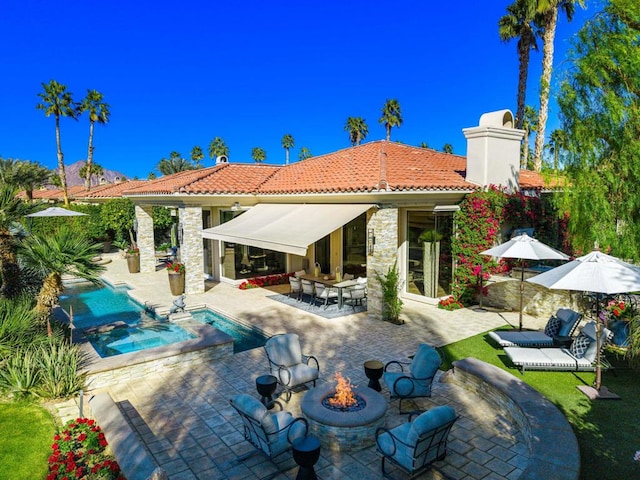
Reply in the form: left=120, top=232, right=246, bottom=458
left=291, top=435, right=321, bottom=480
left=255, top=374, right=278, bottom=409
left=364, top=359, right=384, bottom=392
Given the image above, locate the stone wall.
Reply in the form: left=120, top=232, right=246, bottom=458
left=180, top=206, right=205, bottom=294
left=483, top=274, right=580, bottom=318
left=366, top=206, right=398, bottom=321
left=135, top=205, right=156, bottom=273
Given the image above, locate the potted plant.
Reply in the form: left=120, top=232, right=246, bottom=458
left=126, top=246, right=140, bottom=274
left=167, top=261, right=185, bottom=295
left=375, top=261, right=404, bottom=324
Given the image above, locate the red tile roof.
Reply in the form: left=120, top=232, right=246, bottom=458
left=120, top=140, right=551, bottom=197
left=76, top=180, right=149, bottom=198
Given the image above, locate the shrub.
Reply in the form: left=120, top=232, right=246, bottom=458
left=375, top=261, right=404, bottom=324
left=438, top=296, right=464, bottom=311
left=47, top=418, right=124, bottom=480
left=36, top=341, right=86, bottom=399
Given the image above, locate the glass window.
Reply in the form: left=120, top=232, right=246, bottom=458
left=342, top=213, right=367, bottom=277
left=406, top=211, right=454, bottom=297
left=219, top=210, right=286, bottom=280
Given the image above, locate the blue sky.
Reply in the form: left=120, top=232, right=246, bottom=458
left=2, top=1, right=598, bottom=180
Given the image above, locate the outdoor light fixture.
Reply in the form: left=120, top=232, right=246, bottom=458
left=231, top=201, right=241, bottom=211
left=367, top=228, right=376, bottom=255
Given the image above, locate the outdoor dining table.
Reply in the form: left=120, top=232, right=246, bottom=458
left=298, top=274, right=358, bottom=309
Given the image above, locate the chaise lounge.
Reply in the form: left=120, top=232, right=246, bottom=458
left=488, top=307, right=582, bottom=348
left=504, top=321, right=612, bottom=373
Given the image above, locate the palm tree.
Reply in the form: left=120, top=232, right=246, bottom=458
left=19, top=226, right=104, bottom=335
left=208, top=137, right=229, bottom=162
left=0, top=158, right=51, bottom=202
left=281, top=134, right=295, bottom=165
left=0, top=185, right=31, bottom=299
left=419, top=142, right=430, bottom=149
left=251, top=147, right=266, bottom=164
left=78, top=90, right=110, bottom=191
left=79, top=162, right=104, bottom=186
left=191, top=146, right=204, bottom=168
left=533, top=0, right=583, bottom=171
left=344, top=117, right=368, bottom=146
left=299, top=147, right=312, bottom=161
left=37, top=80, right=77, bottom=206
left=442, top=144, right=454, bottom=154
left=157, top=152, right=193, bottom=175
left=521, top=105, right=539, bottom=169
left=379, top=99, right=403, bottom=141
left=499, top=0, right=542, bottom=130
left=546, top=128, right=568, bottom=171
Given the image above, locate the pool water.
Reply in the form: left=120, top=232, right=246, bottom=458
left=85, top=323, right=196, bottom=357
left=190, top=309, right=268, bottom=353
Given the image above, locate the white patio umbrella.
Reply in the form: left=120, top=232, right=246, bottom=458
left=528, top=250, right=640, bottom=397
left=26, top=207, right=87, bottom=217
left=481, top=233, right=569, bottom=330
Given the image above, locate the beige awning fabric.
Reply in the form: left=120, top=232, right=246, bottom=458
left=201, top=204, right=374, bottom=256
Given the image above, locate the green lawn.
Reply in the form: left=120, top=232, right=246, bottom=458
left=0, top=401, right=55, bottom=480
left=441, top=329, right=639, bottom=480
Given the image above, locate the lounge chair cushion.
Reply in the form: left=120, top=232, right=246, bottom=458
left=233, top=393, right=267, bottom=422
left=377, top=423, right=414, bottom=470
left=544, top=316, right=562, bottom=337
left=407, top=405, right=456, bottom=443
left=505, top=346, right=595, bottom=371
left=279, top=363, right=319, bottom=387
left=410, top=344, right=441, bottom=379
left=556, top=308, right=581, bottom=336
left=265, top=333, right=302, bottom=367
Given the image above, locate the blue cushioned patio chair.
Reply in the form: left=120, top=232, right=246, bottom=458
left=264, top=333, right=320, bottom=401
left=376, top=405, right=458, bottom=479
left=230, top=394, right=308, bottom=465
left=383, top=344, right=442, bottom=414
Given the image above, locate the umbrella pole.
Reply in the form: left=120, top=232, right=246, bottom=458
left=595, top=300, right=602, bottom=391
left=519, top=263, right=525, bottom=331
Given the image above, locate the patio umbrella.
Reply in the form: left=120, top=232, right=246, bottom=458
left=527, top=250, right=640, bottom=398
left=26, top=207, right=87, bottom=217
left=481, top=233, right=569, bottom=330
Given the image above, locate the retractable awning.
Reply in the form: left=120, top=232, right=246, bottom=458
left=201, top=204, right=374, bottom=256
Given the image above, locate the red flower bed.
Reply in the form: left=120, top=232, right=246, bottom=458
left=438, top=296, right=464, bottom=311
left=47, top=418, right=124, bottom=480
left=238, top=272, right=294, bottom=290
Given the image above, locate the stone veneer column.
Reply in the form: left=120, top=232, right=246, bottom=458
left=366, top=206, right=399, bottom=321
left=180, top=206, right=205, bottom=295
left=135, top=205, right=156, bottom=273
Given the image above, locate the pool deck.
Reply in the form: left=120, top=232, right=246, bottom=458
left=53, top=253, right=551, bottom=480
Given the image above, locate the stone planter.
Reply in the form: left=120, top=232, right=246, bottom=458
left=168, top=271, right=185, bottom=295
left=126, top=254, right=140, bottom=274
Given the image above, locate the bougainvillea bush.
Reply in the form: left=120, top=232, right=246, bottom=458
left=47, top=418, right=124, bottom=480
left=438, top=296, right=464, bottom=311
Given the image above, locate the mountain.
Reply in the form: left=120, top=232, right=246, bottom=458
left=57, top=160, right=129, bottom=187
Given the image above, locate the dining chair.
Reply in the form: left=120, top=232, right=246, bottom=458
left=300, top=279, right=315, bottom=304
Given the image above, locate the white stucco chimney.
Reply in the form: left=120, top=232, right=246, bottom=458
left=462, top=109, right=525, bottom=191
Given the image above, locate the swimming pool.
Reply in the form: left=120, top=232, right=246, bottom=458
left=190, top=309, right=268, bottom=353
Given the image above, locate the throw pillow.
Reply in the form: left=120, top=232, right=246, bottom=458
left=544, top=316, right=562, bottom=337
left=570, top=334, right=591, bottom=359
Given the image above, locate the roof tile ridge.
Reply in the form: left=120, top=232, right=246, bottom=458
left=377, top=141, right=389, bottom=191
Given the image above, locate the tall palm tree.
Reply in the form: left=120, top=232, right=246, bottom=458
left=79, top=162, right=104, bottom=186
left=37, top=80, right=76, bottom=206
left=546, top=128, right=568, bottom=171
left=208, top=137, right=229, bottom=162
left=299, top=147, right=312, bottom=161
left=0, top=159, right=51, bottom=203
left=499, top=0, right=541, bottom=130
left=19, top=226, right=104, bottom=335
left=281, top=134, right=295, bottom=165
left=379, top=99, right=403, bottom=141
left=78, top=89, right=110, bottom=191
left=190, top=146, right=204, bottom=168
left=157, top=152, right=193, bottom=175
left=251, top=147, right=266, bottom=164
left=0, top=185, right=31, bottom=299
left=344, top=117, right=368, bottom=146
left=521, top=105, right=539, bottom=169
left=533, top=0, right=583, bottom=171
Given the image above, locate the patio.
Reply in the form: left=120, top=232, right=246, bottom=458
left=52, top=254, right=552, bottom=479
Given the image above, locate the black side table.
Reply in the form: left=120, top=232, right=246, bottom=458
left=553, top=335, right=572, bottom=348
left=292, top=435, right=321, bottom=480
left=364, top=360, right=384, bottom=392
left=256, top=375, right=278, bottom=409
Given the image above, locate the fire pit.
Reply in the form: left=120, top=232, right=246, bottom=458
left=301, top=373, right=386, bottom=452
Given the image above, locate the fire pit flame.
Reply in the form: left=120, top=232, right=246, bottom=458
left=327, top=372, right=357, bottom=409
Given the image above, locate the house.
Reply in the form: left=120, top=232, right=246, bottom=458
left=123, top=109, right=545, bottom=320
